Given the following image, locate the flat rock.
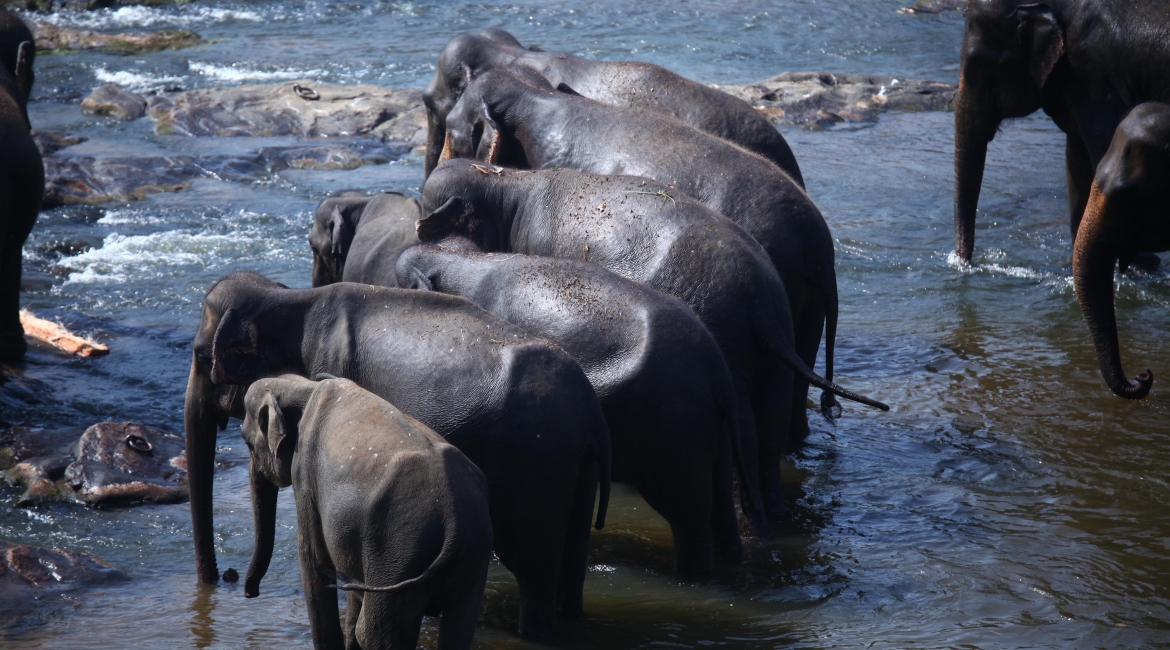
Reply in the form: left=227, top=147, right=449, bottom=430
left=717, top=71, right=955, bottom=128
left=897, top=0, right=966, bottom=14
left=81, top=84, right=147, bottom=120
left=0, top=539, right=127, bottom=617
left=30, top=129, right=87, bottom=157
left=1, top=421, right=187, bottom=507
left=41, top=142, right=407, bottom=206
left=29, top=20, right=203, bottom=53
left=147, top=80, right=424, bottom=140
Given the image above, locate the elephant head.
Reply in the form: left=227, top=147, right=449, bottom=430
left=239, top=376, right=316, bottom=597
left=1071, top=103, right=1170, bottom=399
left=308, top=205, right=355, bottom=287
left=418, top=160, right=520, bottom=252
left=954, top=0, right=1067, bottom=261
left=184, top=273, right=304, bottom=584
left=0, top=10, right=35, bottom=126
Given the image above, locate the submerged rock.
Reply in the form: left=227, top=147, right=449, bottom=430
left=29, top=21, right=204, bottom=53
left=718, top=72, right=955, bottom=128
left=147, top=80, right=424, bottom=141
left=81, top=84, right=147, bottom=120
left=0, top=539, right=127, bottom=617
left=31, top=129, right=87, bottom=157
left=1, top=421, right=187, bottom=507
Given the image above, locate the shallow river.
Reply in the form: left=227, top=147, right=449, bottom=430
left=2, top=1, right=1169, bottom=648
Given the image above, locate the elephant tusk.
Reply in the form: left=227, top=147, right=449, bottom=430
left=438, top=130, right=455, bottom=163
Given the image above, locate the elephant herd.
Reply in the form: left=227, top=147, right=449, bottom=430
left=0, top=2, right=1168, bottom=648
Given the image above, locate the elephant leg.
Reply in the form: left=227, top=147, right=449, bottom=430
left=788, top=290, right=826, bottom=449
left=556, top=455, right=596, bottom=620
left=344, top=592, right=363, bottom=650
left=437, top=574, right=488, bottom=650
left=754, top=367, right=794, bottom=518
left=632, top=445, right=716, bottom=579
left=709, top=431, right=743, bottom=563
left=730, top=373, right=762, bottom=522
left=0, top=235, right=28, bottom=360
left=296, top=518, right=346, bottom=649
left=487, top=468, right=571, bottom=639
left=354, top=592, right=425, bottom=650
left=1066, top=134, right=1095, bottom=242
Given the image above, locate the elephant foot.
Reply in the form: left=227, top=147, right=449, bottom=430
left=0, top=332, right=27, bottom=363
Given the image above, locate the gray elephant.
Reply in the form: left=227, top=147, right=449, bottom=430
left=439, top=69, right=836, bottom=444
left=1072, top=103, right=1170, bottom=399
left=422, top=29, right=803, bottom=186
left=417, top=160, right=887, bottom=517
left=309, top=191, right=420, bottom=288
left=241, top=376, right=492, bottom=650
left=185, top=272, right=610, bottom=639
left=0, top=10, right=42, bottom=361
left=393, top=240, right=766, bottom=574
left=953, top=0, right=1170, bottom=265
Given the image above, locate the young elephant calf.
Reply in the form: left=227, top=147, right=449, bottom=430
left=242, top=375, right=492, bottom=650
left=1073, top=102, right=1170, bottom=399
left=309, top=191, right=421, bottom=288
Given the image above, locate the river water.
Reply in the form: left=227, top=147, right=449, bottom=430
left=1, top=1, right=1168, bottom=648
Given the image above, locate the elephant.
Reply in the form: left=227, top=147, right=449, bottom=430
left=417, top=160, right=887, bottom=517
left=1072, top=102, right=1170, bottom=399
left=184, top=272, right=610, bottom=639
left=393, top=240, right=766, bottom=575
left=0, top=10, right=42, bottom=361
left=953, top=0, right=1170, bottom=265
left=240, top=375, right=492, bottom=650
left=439, top=69, right=838, bottom=444
left=422, top=29, right=803, bottom=187
left=309, top=191, right=420, bottom=288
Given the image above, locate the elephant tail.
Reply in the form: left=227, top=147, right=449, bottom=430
left=758, top=296, right=888, bottom=412
left=329, top=527, right=459, bottom=593
left=715, top=366, right=767, bottom=534
left=593, top=417, right=611, bottom=531
left=818, top=262, right=843, bottom=420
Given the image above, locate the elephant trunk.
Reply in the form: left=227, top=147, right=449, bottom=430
left=424, top=110, right=446, bottom=178
left=245, top=460, right=280, bottom=598
left=1072, top=182, right=1154, bottom=399
left=184, top=362, right=222, bottom=584
left=953, top=75, right=996, bottom=263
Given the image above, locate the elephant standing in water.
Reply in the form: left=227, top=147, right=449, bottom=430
left=240, top=376, right=492, bottom=650
left=0, top=10, right=42, bottom=361
left=394, top=241, right=766, bottom=574
left=416, top=160, right=887, bottom=517
left=1073, top=103, right=1170, bottom=399
left=423, top=29, right=803, bottom=186
left=953, top=0, right=1170, bottom=265
left=309, top=191, right=420, bottom=288
left=185, top=273, right=610, bottom=639
left=440, top=70, right=838, bottom=445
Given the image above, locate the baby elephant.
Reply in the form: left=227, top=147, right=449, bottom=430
left=309, top=191, right=421, bottom=288
left=1073, top=102, right=1170, bottom=399
left=241, top=375, right=493, bottom=650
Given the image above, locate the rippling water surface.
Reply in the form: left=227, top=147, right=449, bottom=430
left=2, top=1, right=1169, bottom=648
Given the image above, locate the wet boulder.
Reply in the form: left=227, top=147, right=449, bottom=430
left=717, top=72, right=955, bottom=128
left=64, top=421, right=187, bottom=507
left=0, top=540, right=127, bottom=617
left=81, top=84, right=147, bottom=121
left=31, top=130, right=87, bottom=157
left=29, top=20, right=204, bottom=54
left=1, top=422, right=187, bottom=507
left=146, top=80, right=425, bottom=142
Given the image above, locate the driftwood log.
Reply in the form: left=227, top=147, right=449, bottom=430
left=19, top=310, right=108, bottom=357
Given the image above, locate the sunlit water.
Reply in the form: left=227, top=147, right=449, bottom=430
left=2, top=1, right=1169, bottom=648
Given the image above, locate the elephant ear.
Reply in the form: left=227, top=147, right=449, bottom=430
left=15, top=41, right=33, bottom=103
left=479, top=97, right=505, bottom=165
left=211, top=308, right=265, bottom=385
left=407, top=266, right=436, bottom=292
left=1014, top=3, right=1064, bottom=88
left=328, top=206, right=353, bottom=257
left=416, top=196, right=468, bottom=242
left=258, top=389, right=287, bottom=459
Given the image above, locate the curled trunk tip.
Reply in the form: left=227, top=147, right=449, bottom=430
left=1111, top=370, right=1154, bottom=400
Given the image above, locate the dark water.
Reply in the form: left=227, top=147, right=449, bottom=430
left=2, top=1, right=1169, bottom=648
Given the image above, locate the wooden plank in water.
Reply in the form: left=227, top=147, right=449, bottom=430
left=20, top=310, right=109, bottom=357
